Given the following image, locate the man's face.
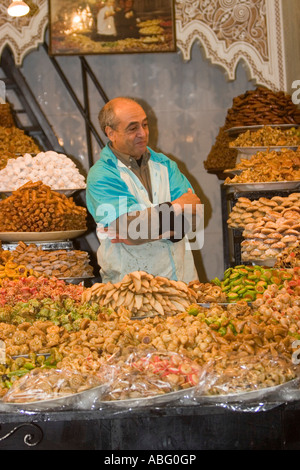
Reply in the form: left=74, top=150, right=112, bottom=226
left=125, top=0, right=133, bottom=9
left=106, top=100, right=149, bottom=159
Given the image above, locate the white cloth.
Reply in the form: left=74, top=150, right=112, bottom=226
left=95, top=157, right=198, bottom=283
left=97, top=6, right=116, bottom=36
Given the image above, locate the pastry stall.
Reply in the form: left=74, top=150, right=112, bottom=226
left=0, top=0, right=299, bottom=452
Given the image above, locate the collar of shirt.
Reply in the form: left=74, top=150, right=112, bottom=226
left=108, top=142, right=150, bottom=169
left=108, top=142, right=153, bottom=202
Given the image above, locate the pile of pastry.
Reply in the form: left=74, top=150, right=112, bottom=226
left=228, top=193, right=300, bottom=230
left=241, top=204, right=299, bottom=262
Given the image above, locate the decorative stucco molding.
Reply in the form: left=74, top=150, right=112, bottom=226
left=175, top=0, right=286, bottom=91
left=0, top=0, right=286, bottom=91
left=0, top=0, right=48, bottom=66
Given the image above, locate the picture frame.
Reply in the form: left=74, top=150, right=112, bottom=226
left=48, top=0, right=176, bottom=56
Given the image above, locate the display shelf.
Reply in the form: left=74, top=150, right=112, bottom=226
left=1, top=240, right=74, bottom=251
left=0, top=239, right=95, bottom=285
left=221, top=184, right=299, bottom=270
left=0, top=401, right=300, bottom=450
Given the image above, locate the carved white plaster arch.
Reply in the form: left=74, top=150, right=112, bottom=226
left=175, top=0, right=286, bottom=91
left=0, top=0, right=48, bottom=66
left=0, top=0, right=286, bottom=92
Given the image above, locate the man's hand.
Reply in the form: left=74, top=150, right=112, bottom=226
left=171, top=188, right=201, bottom=214
left=110, top=234, right=135, bottom=245
left=97, top=189, right=202, bottom=245
left=97, top=225, right=135, bottom=244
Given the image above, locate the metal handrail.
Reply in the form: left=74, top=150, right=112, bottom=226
left=43, top=42, right=108, bottom=167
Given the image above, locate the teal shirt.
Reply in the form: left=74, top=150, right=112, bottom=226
left=86, top=144, right=193, bottom=226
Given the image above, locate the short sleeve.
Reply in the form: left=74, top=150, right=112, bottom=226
left=167, top=159, right=194, bottom=200
left=86, top=163, right=142, bottom=226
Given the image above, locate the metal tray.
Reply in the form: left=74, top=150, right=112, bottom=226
left=225, top=181, right=300, bottom=192
left=223, top=169, right=243, bottom=175
left=0, top=384, right=107, bottom=411
left=0, top=230, right=87, bottom=242
left=1, top=240, right=75, bottom=251
left=226, top=124, right=299, bottom=136
left=0, top=188, right=84, bottom=197
left=99, top=386, right=196, bottom=408
left=196, top=378, right=300, bottom=403
left=233, top=146, right=298, bottom=155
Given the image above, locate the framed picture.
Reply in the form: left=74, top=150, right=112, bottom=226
left=48, top=0, right=176, bottom=56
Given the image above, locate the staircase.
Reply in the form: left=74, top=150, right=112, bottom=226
left=0, top=44, right=109, bottom=166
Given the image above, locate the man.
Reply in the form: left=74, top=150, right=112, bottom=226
left=86, top=96, right=202, bottom=283
left=96, top=0, right=117, bottom=41
left=114, top=0, right=139, bottom=40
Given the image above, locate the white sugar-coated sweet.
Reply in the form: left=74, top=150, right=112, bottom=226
left=0, top=151, right=86, bottom=191
left=23, top=153, right=33, bottom=165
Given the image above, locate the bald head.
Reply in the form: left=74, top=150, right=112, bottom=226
left=99, top=97, right=142, bottom=135
left=99, top=97, right=149, bottom=159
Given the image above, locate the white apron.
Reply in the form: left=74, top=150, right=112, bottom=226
left=96, top=159, right=198, bottom=283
